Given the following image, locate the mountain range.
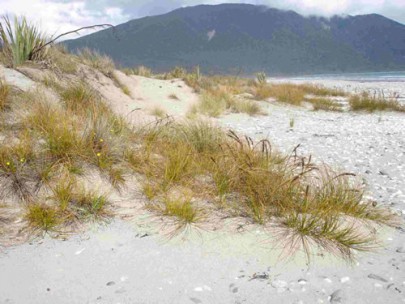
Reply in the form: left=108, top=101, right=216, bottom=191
left=64, top=3, right=405, bottom=75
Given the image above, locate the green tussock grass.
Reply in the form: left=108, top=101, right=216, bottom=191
left=147, top=194, right=202, bottom=232
left=349, top=92, right=405, bottom=113
left=25, top=203, right=60, bottom=233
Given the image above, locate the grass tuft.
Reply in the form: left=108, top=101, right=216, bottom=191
left=60, top=81, right=99, bottom=114
left=126, top=66, right=153, bottom=77
left=0, top=80, right=10, bottom=111
left=349, top=92, right=405, bottom=112
left=25, top=203, right=60, bottom=233
left=168, top=93, right=179, bottom=100
left=77, top=47, right=115, bottom=77
left=150, top=106, right=167, bottom=118
left=307, top=97, right=343, bottom=112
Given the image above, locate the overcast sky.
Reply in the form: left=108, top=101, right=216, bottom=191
left=0, top=0, right=404, bottom=39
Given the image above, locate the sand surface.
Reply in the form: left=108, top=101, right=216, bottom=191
left=1, top=69, right=405, bottom=303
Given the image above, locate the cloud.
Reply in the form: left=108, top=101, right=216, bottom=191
left=0, top=0, right=130, bottom=39
left=129, top=0, right=405, bottom=24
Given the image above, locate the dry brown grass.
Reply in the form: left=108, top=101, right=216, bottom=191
left=0, top=80, right=10, bottom=111
left=349, top=92, right=405, bottom=113
left=77, top=48, right=115, bottom=77
left=47, top=44, right=78, bottom=74
left=306, top=97, right=343, bottom=112
left=300, top=83, right=347, bottom=97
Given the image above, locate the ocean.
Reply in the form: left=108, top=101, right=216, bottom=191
left=285, top=71, right=405, bottom=83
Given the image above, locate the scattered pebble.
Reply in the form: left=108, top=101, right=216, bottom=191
left=249, top=272, right=269, bottom=281
left=75, top=248, right=86, bottom=255
left=329, top=289, right=346, bottom=303
left=271, top=280, right=288, bottom=293
left=203, top=285, right=212, bottom=291
left=368, top=274, right=388, bottom=282
left=115, top=287, right=126, bottom=294
left=106, top=281, right=115, bottom=286
left=396, top=247, right=405, bottom=253
left=340, top=277, right=350, bottom=283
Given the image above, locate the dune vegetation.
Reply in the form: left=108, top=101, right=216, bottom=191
left=0, top=16, right=402, bottom=262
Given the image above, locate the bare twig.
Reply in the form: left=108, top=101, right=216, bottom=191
left=31, top=24, right=116, bottom=57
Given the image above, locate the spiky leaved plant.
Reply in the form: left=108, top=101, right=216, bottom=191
left=0, top=15, right=48, bottom=66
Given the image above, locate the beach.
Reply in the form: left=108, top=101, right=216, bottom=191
left=1, top=68, right=405, bottom=304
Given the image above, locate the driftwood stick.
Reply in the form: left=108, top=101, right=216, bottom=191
left=31, top=24, right=116, bottom=57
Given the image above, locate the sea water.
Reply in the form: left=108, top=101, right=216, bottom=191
left=287, top=71, right=405, bottom=82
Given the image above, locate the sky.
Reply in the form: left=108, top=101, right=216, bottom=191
left=0, top=0, right=404, bottom=39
